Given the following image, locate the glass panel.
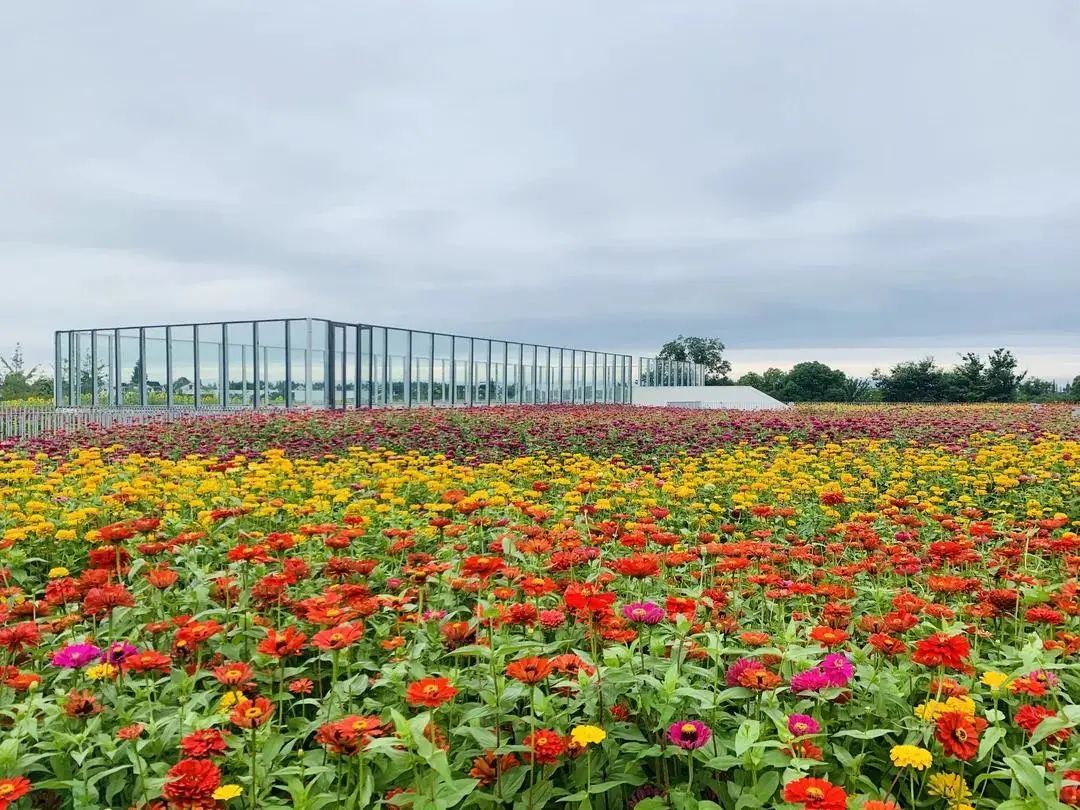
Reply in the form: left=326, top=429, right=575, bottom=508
left=344, top=325, right=357, bottom=408
left=559, top=349, right=571, bottom=403
left=550, top=348, right=562, bottom=404
left=95, top=331, right=115, bottom=406
left=169, top=326, right=195, bottom=407
left=73, top=331, right=93, bottom=406
left=506, top=343, right=520, bottom=404
left=387, top=328, right=408, bottom=406
left=521, top=345, right=534, bottom=404
left=411, top=330, right=431, bottom=406
left=288, top=320, right=309, bottom=406
left=473, top=338, right=489, bottom=404
left=490, top=341, right=505, bottom=404
left=372, top=327, right=386, bottom=406
left=143, top=328, right=167, bottom=406
left=259, top=321, right=287, bottom=407
left=118, top=328, right=141, bottom=406
left=583, top=351, right=595, bottom=404
left=197, top=324, right=222, bottom=407
left=433, top=334, right=453, bottom=405
left=57, top=332, right=71, bottom=406
left=359, top=326, right=372, bottom=408
left=310, top=320, right=327, bottom=408
left=536, top=347, right=548, bottom=404
left=226, top=322, right=254, bottom=407
left=331, top=324, right=346, bottom=408
left=454, top=336, right=471, bottom=405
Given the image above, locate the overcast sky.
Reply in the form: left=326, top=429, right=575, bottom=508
left=3, top=1, right=1078, bottom=382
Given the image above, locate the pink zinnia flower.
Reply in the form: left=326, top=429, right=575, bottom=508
left=621, top=602, right=665, bottom=625
left=51, top=643, right=101, bottom=669
left=668, top=720, right=712, bottom=750
left=787, top=714, right=821, bottom=737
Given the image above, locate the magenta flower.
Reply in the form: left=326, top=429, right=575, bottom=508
left=789, top=667, right=830, bottom=693
left=787, top=714, right=821, bottom=737
left=51, top=643, right=102, bottom=669
left=725, top=657, right=763, bottom=687
left=820, top=653, right=854, bottom=687
left=668, top=720, right=712, bottom=750
left=621, top=602, right=665, bottom=625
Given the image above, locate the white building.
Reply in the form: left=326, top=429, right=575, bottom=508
left=631, top=385, right=788, bottom=410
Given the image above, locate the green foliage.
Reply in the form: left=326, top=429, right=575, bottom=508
left=658, top=337, right=732, bottom=385
left=0, top=343, right=51, bottom=402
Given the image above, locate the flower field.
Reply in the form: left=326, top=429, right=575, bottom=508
left=1, top=404, right=1080, bottom=810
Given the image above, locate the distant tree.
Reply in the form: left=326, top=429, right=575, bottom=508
left=1017, top=377, right=1060, bottom=402
left=840, top=376, right=876, bottom=403
left=777, top=361, right=848, bottom=402
left=873, top=357, right=950, bottom=402
left=736, top=368, right=788, bottom=397
left=658, top=336, right=731, bottom=385
left=947, top=352, right=986, bottom=402
left=1070, top=375, right=1080, bottom=402
left=130, top=357, right=144, bottom=386
left=982, top=348, right=1025, bottom=402
left=0, top=344, right=43, bottom=401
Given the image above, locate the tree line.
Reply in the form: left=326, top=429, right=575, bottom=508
left=0, top=345, right=53, bottom=402
left=658, top=336, right=1080, bottom=403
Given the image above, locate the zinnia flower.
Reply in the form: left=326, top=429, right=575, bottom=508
left=889, top=744, right=932, bottom=769
left=0, top=776, right=32, bottom=809
left=51, top=643, right=101, bottom=669
left=621, top=601, right=665, bottom=625
left=570, top=725, right=607, bottom=746
left=787, top=714, right=821, bottom=737
left=406, top=677, right=458, bottom=708
left=667, top=720, right=711, bottom=750
left=782, top=776, right=847, bottom=809
left=505, top=657, right=554, bottom=684
left=927, top=772, right=971, bottom=803
left=934, top=711, right=987, bottom=761
left=162, top=759, right=220, bottom=805
left=912, top=633, right=970, bottom=671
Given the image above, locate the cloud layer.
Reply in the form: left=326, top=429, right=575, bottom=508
left=2, top=1, right=1078, bottom=380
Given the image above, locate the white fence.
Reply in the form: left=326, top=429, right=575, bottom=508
left=0, top=407, right=231, bottom=441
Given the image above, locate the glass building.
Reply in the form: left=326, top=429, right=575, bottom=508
left=52, top=317, right=681, bottom=409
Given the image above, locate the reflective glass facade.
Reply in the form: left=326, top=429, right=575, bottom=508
left=637, top=357, right=705, bottom=387
left=54, top=318, right=643, bottom=408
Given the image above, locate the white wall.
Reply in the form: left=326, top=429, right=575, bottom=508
left=631, top=385, right=788, bottom=410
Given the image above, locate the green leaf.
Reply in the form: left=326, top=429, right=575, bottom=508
left=1004, top=754, right=1054, bottom=805
left=978, top=726, right=1006, bottom=761
left=734, top=719, right=761, bottom=757
left=831, top=728, right=893, bottom=740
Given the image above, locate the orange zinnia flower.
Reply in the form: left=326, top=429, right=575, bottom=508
left=405, top=677, right=458, bottom=708
left=505, top=656, right=554, bottom=684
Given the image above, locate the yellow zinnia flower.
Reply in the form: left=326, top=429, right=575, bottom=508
left=890, top=744, right=933, bottom=770
left=213, top=784, right=244, bottom=800
left=219, top=690, right=245, bottom=711
left=48, top=566, right=70, bottom=578
left=85, top=663, right=118, bottom=681
left=928, top=772, right=971, bottom=803
left=570, top=725, right=607, bottom=747
left=980, top=671, right=1009, bottom=691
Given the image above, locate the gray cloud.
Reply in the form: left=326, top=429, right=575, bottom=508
left=1, top=0, right=1078, bottom=382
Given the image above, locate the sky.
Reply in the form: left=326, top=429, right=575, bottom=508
left=2, top=1, right=1079, bottom=383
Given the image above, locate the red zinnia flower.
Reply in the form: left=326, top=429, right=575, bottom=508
left=162, top=758, right=220, bottom=805
left=912, top=633, right=970, bottom=671
left=405, top=677, right=458, bottom=708
left=934, top=711, right=987, bottom=761
left=311, top=623, right=364, bottom=651
left=180, top=729, right=229, bottom=759
left=783, top=776, right=847, bottom=810
left=523, top=729, right=566, bottom=764
left=1015, top=704, right=1070, bottom=742
left=0, top=776, right=32, bottom=809
left=505, top=656, right=554, bottom=684
left=257, top=626, right=307, bottom=658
